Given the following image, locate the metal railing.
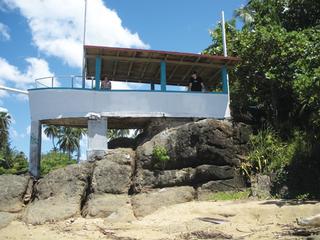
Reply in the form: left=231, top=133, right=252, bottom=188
left=34, top=76, right=95, bottom=89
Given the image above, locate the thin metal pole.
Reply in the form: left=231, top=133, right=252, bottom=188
left=221, top=11, right=231, bottom=118
left=82, top=0, right=88, bottom=88
left=221, top=11, right=228, bottom=57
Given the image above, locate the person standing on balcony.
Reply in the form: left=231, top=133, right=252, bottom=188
left=101, top=75, right=111, bottom=90
left=188, top=71, right=205, bottom=92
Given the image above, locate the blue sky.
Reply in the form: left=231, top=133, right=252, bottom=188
left=0, top=0, right=247, bottom=159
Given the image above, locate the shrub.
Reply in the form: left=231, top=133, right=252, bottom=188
left=241, top=127, right=294, bottom=177
left=152, top=145, right=170, bottom=170
left=41, top=151, right=76, bottom=175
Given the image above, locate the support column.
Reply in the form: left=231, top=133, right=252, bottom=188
left=29, top=120, right=42, bottom=178
left=221, top=65, right=228, bottom=94
left=95, top=56, right=101, bottom=90
left=160, top=60, right=166, bottom=91
left=87, top=118, right=108, bottom=161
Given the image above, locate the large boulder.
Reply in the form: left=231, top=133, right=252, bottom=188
left=92, top=148, right=135, bottom=194
left=134, top=165, right=235, bottom=190
left=136, top=119, right=247, bottom=171
left=108, top=137, right=137, bottom=149
left=23, top=163, right=92, bottom=224
left=0, top=174, right=31, bottom=213
left=135, top=168, right=196, bottom=189
left=83, top=194, right=135, bottom=222
left=131, top=186, right=195, bottom=218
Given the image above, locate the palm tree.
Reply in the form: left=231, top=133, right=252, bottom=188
left=57, top=127, right=80, bottom=160
left=44, top=124, right=60, bottom=151
left=57, top=127, right=86, bottom=161
left=108, top=129, right=130, bottom=140
left=72, top=128, right=86, bottom=163
left=0, top=111, right=11, bottom=150
left=234, top=5, right=255, bottom=28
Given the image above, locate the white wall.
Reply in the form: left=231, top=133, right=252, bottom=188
left=28, top=89, right=229, bottom=121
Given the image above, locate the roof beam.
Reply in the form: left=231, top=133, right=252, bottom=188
left=168, top=56, right=185, bottom=81
left=127, top=51, right=137, bottom=76
left=86, top=54, right=231, bottom=69
left=182, top=56, right=201, bottom=82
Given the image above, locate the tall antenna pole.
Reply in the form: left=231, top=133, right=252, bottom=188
left=221, top=11, right=231, bottom=118
left=221, top=11, right=228, bottom=57
left=82, top=0, right=88, bottom=88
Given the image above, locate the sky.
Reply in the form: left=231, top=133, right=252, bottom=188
left=0, top=0, right=247, bottom=160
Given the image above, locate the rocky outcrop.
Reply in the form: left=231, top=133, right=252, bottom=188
left=108, top=137, right=137, bottom=149
left=23, top=163, right=93, bottom=224
left=92, top=148, right=135, bottom=194
left=134, top=119, right=248, bottom=193
left=0, top=119, right=250, bottom=225
left=83, top=194, right=135, bottom=222
left=82, top=149, right=136, bottom=221
left=131, top=186, right=195, bottom=218
left=0, top=174, right=31, bottom=213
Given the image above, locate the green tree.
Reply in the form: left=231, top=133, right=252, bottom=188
left=44, top=124, right=60, bottom=151
left=108, top=129, right=130, bottom=140
left=205, top=0, right=320, bottom=139
left=41, top=151, right=76, bottom=175
left=72, top=128, right=86, bottom=163
left=57, top=127, right=81, bottom=160
left=0, top=111, right=11, bottom=150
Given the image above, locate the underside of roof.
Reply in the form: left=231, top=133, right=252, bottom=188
left=85, top=45, right=240, bottom=88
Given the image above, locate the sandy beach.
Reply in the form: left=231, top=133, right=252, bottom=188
left=1, top=199, right=319, bottom=240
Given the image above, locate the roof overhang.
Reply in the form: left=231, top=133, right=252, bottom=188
left=85, top=45, right=240, bottom=87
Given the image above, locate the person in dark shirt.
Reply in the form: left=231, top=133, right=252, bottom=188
left=188, top=71, right=205, bottom=92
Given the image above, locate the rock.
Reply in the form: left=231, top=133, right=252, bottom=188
left=92, top=148, right=135, bottom=194
left=0, top=212, right=16, bottom=229
left=297, top=214, right=320, bottom=227
left=134, top=165, right=235, bottom=190
left=135, top=168, right=196, bottom=189
left=0, top=174, right=31, bottom=213
left=194, top=165, right=235, bottom=182
left=108, top=137, right=137, bottom=149
left=83, top=194, right=135, bottom=222
left=136, top=119, right=245, bottom=171
left=197, top=176, right=246, bottom=200
left=250, top=174, right=272, bottom=199
left=23, top=163, right=92, bottom=224
left=131, top=186, right=195, bottom=218
left=23, top=197, right=81, bottom=225
left=135, top=118, right=193, bottom=146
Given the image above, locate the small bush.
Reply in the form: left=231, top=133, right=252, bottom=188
left=152, top=146, right=170, bottom=169
left=241, top=127, right=294, bottom=177
left=41, top=151, right=76, bottom=175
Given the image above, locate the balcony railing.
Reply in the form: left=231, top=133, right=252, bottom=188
left=34, top=75, right=226, bottom=93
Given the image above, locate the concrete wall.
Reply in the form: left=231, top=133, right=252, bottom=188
left=28, top=89, right=229, bottom=121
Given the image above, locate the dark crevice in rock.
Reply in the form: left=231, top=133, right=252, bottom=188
left=128, top=154, right=138, bottom=195
left=22, top=176, right=37, bottom=205
left=80, top=164, right=95, bottom=217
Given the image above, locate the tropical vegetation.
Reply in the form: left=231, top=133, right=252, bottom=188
left=204, top=0, right=320, bottom=198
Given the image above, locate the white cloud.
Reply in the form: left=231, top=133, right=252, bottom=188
left=0, top=57, right=55, bottom=92
left=4, top=0, right=149, bottom=68
left=0, top=106, right=8, bottom=112
left=0, top=22, right=10, bottom=41
left=10, top=128, right=25, bottom=139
